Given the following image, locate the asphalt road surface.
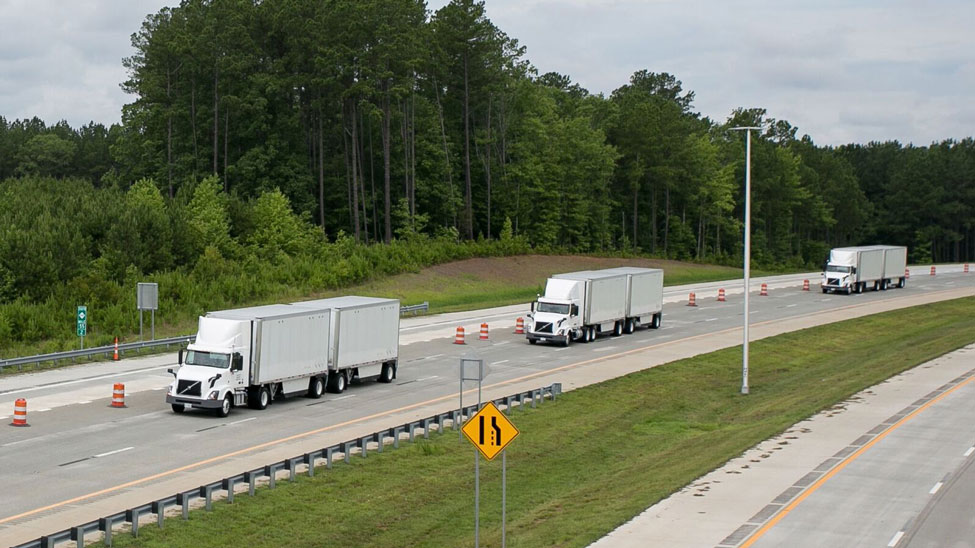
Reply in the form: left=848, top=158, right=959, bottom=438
left=0, top=266, right=972, bottom=546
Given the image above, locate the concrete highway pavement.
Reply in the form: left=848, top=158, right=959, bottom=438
left=0, top=268, right=972, bottom=546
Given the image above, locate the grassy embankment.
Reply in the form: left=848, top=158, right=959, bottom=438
left=1, top=256, right=770, bottom=373
left=94, top=296, right=975, bottom=548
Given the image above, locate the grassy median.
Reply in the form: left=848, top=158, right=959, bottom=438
left=95, top=297, right=975, bottom=548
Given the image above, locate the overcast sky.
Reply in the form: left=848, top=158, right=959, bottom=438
left=2, top=0, right=971, bottom=146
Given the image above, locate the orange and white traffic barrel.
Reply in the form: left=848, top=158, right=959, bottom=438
left=965, top=263, right=969, bottom=274
left=760, top=283, right=768, bottom=296
left=111, top=383, right=126, bottom=408
left=717, top=288, right=726, bottom=302
left=113, top=336, right=120, bottom=361
left=802, top=279, right=810, bottom=291
left=687, top=292, right=697, bottom=306
left=514, top=317, right=525, bottom=334
left=930, top=266, right=936, bottom=276
left=454, top=326, right=466, bottom=345
left=905, top=268, right=910, bottom=279
left=11, top=399, right=28, bottom=427
left=479, top=323, right=489, bottom=341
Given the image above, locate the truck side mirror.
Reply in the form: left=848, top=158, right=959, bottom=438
left=167, top=368, right=177, bottom=378
left=571, top=304, right=579, bottom=316
left=530, top=301, right=536, bottom=313
left=178, top=348, right=184, bottom=366
left=232, top=353, right=243, bottom=371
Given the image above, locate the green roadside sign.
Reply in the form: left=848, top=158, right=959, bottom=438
left=77, top=305, right=87, bottom=337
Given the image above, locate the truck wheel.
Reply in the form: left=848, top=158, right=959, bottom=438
left=821, top=287, right=828, bottom=294
left=171, top=403, right=185, bottom=414
left=249, top=386, right=270, bottom=410
left=528, top=338, right=537, bottom=345
left=327, top=371, right=346, bottom=393
left=613, top=322, right=623, bottom=337
left=307, top=376, right=325, bottom=398
left=379, top=363, right=394, bottom=383
left=216, top=395, right=232, bottom=418
left=651, top=313, right=661, bottom=329
left=563, top=334, right=571, bottom=347
left=586, top=327, right=595, bottom=342
left=623, top=319, right=633, bottom=334
left=898, top=277, right=906, bottom=288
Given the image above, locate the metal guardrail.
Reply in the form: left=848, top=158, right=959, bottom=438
left=0, top=336, right=195, bottom=373
left=399, top=301, right=429, bottom=315
left=13, top=382, right=562, bottom=548
left=0, top=304, right=429, bottom=373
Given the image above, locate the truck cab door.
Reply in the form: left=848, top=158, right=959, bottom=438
left=231, top=353, right=246, bottom=387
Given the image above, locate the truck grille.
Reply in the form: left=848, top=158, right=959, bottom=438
left=177, top=379, right=202, bottom=396
left=534, top=321, right=553, bottom=334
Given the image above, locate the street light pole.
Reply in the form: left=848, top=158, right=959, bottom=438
left=730, top=126, right=759, bottom=395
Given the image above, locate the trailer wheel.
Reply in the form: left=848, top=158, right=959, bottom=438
left=586, top=326, right=595, bottom=342
left=171, top=403, right=185, bottom=414
left=307, top=376, right=325, bottom=398
left=898, top=277, right=906, bottom=288
left=379, top=363, right=395, bottom=383
left=216, top=394, right=232, bottom=418
left=248, top=386, right=271, bottom=410
left=613, top=321, right=623, bottom=337
left=623, top=319, right=634, bottom=334
left=651, top=313, right=661, bottom=329
left=327, top=371, right=346, bottom=393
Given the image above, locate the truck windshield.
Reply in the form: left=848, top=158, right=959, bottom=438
left=826, top=265, right=852, bottom=273
left=537, top=302, right=570, bottom=314
left=185, top=350, right=231, bottom=368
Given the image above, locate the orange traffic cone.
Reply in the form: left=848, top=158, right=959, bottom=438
left=454, top=326, right=466, bottom=345
left=930, top=266, right=936, bottom=276
left=802, top=279, right=810, bottom=291
left=717, top=288, right=726, bottom=302
left=111, top=383, right=126, bottom=408
left=760, top=283, right=768, bottom=296
left=479, top=323, right=489, bottom=341
left=113, top=337, right=119, bottom=361
left=514, top=317, right=525, bottom=334
left=11, top=399, right=28, bottom=427
left=687, top=292, right=697, bottom=306
left=965, top=263, right=969, bottom=274
left=905, top=268, right=910, bottom=279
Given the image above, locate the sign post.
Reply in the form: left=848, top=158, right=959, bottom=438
left=76, top=305, right=87, bottom=349
left=462, top=401, right=520, bottom=548
left=459, top=352, right=486, bottom=546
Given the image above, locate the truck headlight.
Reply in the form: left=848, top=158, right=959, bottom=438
left=207, top=390, right=219, bottom=400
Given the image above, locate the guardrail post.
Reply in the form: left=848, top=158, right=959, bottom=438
left=422, top=417, right=434, bottom=438
left=245, top=470, right=262, bottom=496
left=552, top=383, right=562, bottom=400
left=359, top=435, right=371, bottom=457
left=325, top=445, right=338, bottom=469
left=222, top=477, right=239, bottom=503
left=287, top=457, right=302, bottom=480
left=199, top=484, right=220, bottom=511
left=408, top=421, right=420, bottom=442
left=98, top=516, right=118, bottom=546
left=263, top=464, right=284, bottom=489
left=304, top=450, right=321, bottom=477
left=70, top=525, right=86, bottom=548
left=176, top=491, right=192, bottom=520
left=376, top=431, right=386, bottom=453
left=532, top=389, right=540, bottom=408
left=150, top=500, right=165, bottom=528
left=393, top=426, right=405, bottom=448
left=125, top=507, right=147, bottom=537
left=343, top=441, right=357, bottom=463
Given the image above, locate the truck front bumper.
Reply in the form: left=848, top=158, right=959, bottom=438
left=166, top=394, right=223, bottom=409
left=526, top=332, right=570, bottom=345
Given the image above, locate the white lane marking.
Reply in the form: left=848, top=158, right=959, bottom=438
left=593, top=346, right=617, bottom=352
left=786, top=303, right=798, bottom=308
left=554, top=347, right=570, bottom=352
left=494, top=360, right=510, bottom=365
left=1, top=364, right=172, bottom=396
left=94, top=447, right=134, bottom=459
left=330, top=395, right=356, bottom=402
left=416, top=376, right=439, bottom=382
left=425, top=354, right=444, bottom=360
left=929, top=481, right=943, bottom=494
left=78, top=401, right=91, bottom=405
left=494, top=341, right=511, bottom=346
left=35, top=408, right=51, bottom=413
left=888, top=531, right=905, bottom=547
left=964, top=447, right=974, bottom=457
left=228, top=417, right=256, bottom=426
left=705, top=318, right=718, bottom=322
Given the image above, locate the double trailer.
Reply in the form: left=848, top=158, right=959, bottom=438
left=167, top=297, right=399, bottom=417
left=821, top=245, right=907, bottom=295
left=526, top=267, right=663, bottom=346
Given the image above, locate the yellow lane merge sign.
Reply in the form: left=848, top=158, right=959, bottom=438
left=462, top=401, right=520, bottom=461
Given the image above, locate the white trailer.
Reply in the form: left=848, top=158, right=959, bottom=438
left=864, top=245, right=908, bottom=289
left=601, top=267, right=664, bottom=332
left=291, top=296, right=400, bottom=393
left=526, top=270, right=629, bottom=346
left=821, top=246, right=886, bottom=294
left=167, top=304, right=332, bottom=417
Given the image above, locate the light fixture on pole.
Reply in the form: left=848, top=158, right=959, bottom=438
left=730, top=126, right=759, bottom=395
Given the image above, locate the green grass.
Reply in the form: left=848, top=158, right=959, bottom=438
left=93, top=297, right=975, bottom=548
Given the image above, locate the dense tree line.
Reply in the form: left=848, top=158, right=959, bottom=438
left=1, top=0, right=974, bottom=347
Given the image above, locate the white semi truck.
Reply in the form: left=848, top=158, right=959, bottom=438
left=167, top=296, right=399, bottom=416
left=526, top=268, right=663, bottom=346
left=821, top=245, right=905, bottom=294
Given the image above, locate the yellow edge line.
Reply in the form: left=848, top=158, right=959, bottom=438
left=0, top=288, right=966, bottom=525
left=739, top=373, right=975, bottom=547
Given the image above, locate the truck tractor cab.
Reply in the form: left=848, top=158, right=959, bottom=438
left=527, top=297, right=579, bottom=345
left=167, top=316, right=249, bottom=417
